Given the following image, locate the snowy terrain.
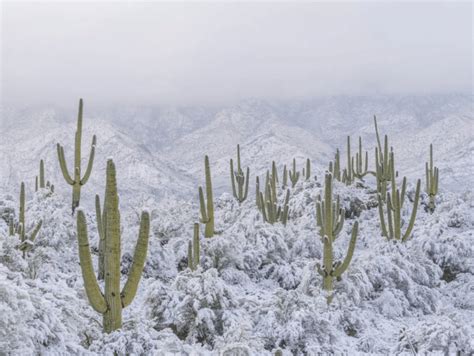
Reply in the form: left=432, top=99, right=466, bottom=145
left=0, top=94, right=473, bottom=355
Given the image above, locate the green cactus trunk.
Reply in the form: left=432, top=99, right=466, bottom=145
left=188, top=223, right=200, bottom=270
left=57, top=99, right=96, bottom=214
left=305, top=158, right=311, bottom=180
left=76, top=159, right=150, bottom=333
left=39, top=159, right=45, bottom=189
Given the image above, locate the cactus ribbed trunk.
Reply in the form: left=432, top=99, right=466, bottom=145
left=39, top=160, right=45, bottom=189
left=76, top=159, right=150, bottom=333
left=103, top=160, right=122, bottom=332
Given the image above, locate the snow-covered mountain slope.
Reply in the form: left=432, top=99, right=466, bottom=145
left=0, top=94, right=472, bottom=354
left=0, top=175, right=472, bottom=354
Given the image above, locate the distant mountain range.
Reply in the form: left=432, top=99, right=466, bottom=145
left=1, top=93, right=472, bottom=210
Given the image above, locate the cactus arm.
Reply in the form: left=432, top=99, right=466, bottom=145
left=334, top=221, right=359, bottom=277
left=333, top=210, right=345, bottom=237
left=121, top=211, right=150, bottom=308
left=77, top=210, right=108, bottom=313
left=57, top=144, right=75, bottom=185
left=402, top=179, right=421, bottom=242
left=374, top=115, right=383, bottom=159
left=28, top=220, right=43, bottom=242
left=80, top=135, right=97, bottom=185
left=95, top=194, right=106, bottom=280
left=400, top=177, right=407, bottom=208
left=198, top=186, right=209, bottom=223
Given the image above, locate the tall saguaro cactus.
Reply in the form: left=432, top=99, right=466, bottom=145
left=57, top=99, right=97, bottom=214
left=257, top=169, right=290, bottom=225
left=76, top=159, right=150, bottom=333
left=199, top=155, right=215, bottom=238
left=425, top=144, right=439, bottom=213
left=316, top=173, right=358, bottom=303
left=16, top=182, right=43, bottom=257
left=230, top=144, right=250, bottom=204
left=188, top=223, right=201, bottom=271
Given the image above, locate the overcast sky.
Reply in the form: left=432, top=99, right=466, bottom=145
left=1, top=1, right=472, bottom=107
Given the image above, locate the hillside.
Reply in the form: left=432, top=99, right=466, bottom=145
left=0, top=94, right=473, bottom=354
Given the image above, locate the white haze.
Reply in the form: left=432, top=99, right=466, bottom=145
left=1, top=1, right=472, bottom=108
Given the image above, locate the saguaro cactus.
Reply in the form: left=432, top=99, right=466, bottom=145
left=305, top=158, right=311, bottom=181
left=16, top=182, right=43, bottom=257
left=258, top=171, right=290, bottom=225
left=57, top=99, right=97, bottom=213
left=188, top=223, right=200, bottom=271
left=289, top=158, right=300, bottom=188
left=282, top=165, right=288, bottom=188
left=352, top=137, right=369, bottom=180
left=230, top=144, right=250, bottom=203
left=316, top=173, right=359, bottom=303
left=272, top=161, right=279, bottom=184
left=76, top=159, right=150, bottom=333
left=329, top=149, right=341, bottom=181
left=425, top=144, right=439, bottom=213
left=199, top=155, right=215, bottom=238
left=342, top=136, right=353, bottom=185
left=378, top=178, right=420, bottom=242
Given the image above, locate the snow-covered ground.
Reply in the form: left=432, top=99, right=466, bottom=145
left=0, top=94, right=473, bottom=354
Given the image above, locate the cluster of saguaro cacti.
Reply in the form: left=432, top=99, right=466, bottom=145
left=425, top=144, right=439, bottom=213
left=199, top=155, right=215, bottom=238
left=35, top=159, right=54, bottom=193
left=230, top=145, right=250, bottom=204
left=10, top=182, right=43, bottom=258
left=188, top=223, right=201, bottom=271
left=289, top=158, right=300, bottom=188
left=77, top=159, right=150, bottom=333
left=57, top=99, right=97, bottom=214
left=316, top=173, right=359, bottom=303
left=257, top=169, right=290, bottom=225
left=377, top=152, right=421, bottom=242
